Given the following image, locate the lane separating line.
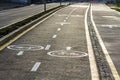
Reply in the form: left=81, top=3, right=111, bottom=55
left=17, top=51, right=24, bottom=56
left=91, top=4, right=120, bottom=80
left=0, top=9, right=59, bottom=51
left=31, top=62, right=41, bottom=72
left=66, top=47, right=72, bottom=50
left=52, top=35, right=57, bottom=38
left=64, top=20, right=66, bottom=22
left=85, top=4, right=99, bottom=80
left=45, top=44, right=51, bottom=50
left=57, top=28, right=61, bottom=31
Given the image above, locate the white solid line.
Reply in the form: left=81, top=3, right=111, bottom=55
left=85, top=4, right=99, bottom=80
left=57, top=28, right=61, bottom=31
left=52, top=35, right=57, bottom=38
left=91, top=4, right=120, bottom=80
left=45, top=45, right=51, bottom=50
left=0, top=8, right=60, bottom=51
left=31, top=62, right=41, bottom=72
left=17, top=51, right=24, bottom=56
left=66, top=47, right=72, bottom=50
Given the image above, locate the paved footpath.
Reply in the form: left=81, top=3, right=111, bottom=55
left=0, top=3, right=95, bottom=80
left=92, top=3, right=120, bottom=80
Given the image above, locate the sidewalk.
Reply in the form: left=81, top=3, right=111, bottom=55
left=92, top=3, right=120, bottom=79
left=0, top=2, right=26, bottom=11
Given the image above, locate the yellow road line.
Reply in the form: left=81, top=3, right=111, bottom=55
left=91, top=4, right=120, bottom=80
left=85, top=4, right=99, bottom=80
left=0, top=10, right=58, bottom=51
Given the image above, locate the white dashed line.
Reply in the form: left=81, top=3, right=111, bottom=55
left=45, top=45, right=51, bottom=50
left=52, top=35, right=57, bottom=38
left=66, top=17, right=68, bottom=19
left=66, top=47, right=72, bottom=50
left=57, top=28, right=61, bottom=31
left=17, top=51, right=24, bottom=56
left=61, top=23, right=64, bottom=26
left=31, top=62, right=41, bottom=72
left=64, top=20, right=66, bottom=22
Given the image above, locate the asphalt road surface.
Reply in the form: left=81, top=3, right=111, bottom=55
left=0, top=3, right=67, bottom=29
left=92, top=3, right=120, bottom=79
left=0, top=3, right=92, bottom=80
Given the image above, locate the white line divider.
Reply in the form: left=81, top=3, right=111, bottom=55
left=85, top=4, right=99, bottom=80
left=91, top=4, right=120, bottom=80
left=64, top=20, right=66, bottom=22
left=52, top=35, right=57, bottom=38
left=31, top=62, right=41, bottom=72
left=45, top=44, right=51, bottom=50
left=17, top=51, right=24, bottom=56
left=57, top=28, right=61, bottom=31
left=60, top=23, right=64, bottom=26
left=66, top=47, right=72, bottom=50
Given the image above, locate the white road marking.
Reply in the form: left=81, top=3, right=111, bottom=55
left=31, top=62, right=41, bottom=72
left=17, top=51, right=24, bottom=56
left=70, top=15, right=83, bottom=17
left=85, top=4, right=99, bottom=80
left=101, top=25, right=118, bottom=28
left=0, top=8, right=59, bottom=51
left=67, top=8, right=77, bottom=18
left=102, top=16, right=120, bottom=21
left=66, top=17, right=68, bottom=19
left=70, top=5, right=88, bottom=8
left=66, top=47, right=72, bottom=50
left=91, top=4, right=120, bottom=80
left=45, top=45, right=51, bottom=50
left=64, top=20, right=66, bottom=22
left=57, top=28, right=61, bottom=31
left=52, top=35, right=57, bottom=38
left=58, top=14, right=67, bottom=17
left=56, top=22, right=70, bottom=26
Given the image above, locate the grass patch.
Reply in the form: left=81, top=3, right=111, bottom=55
left=0, top=5, right=63, bottom=38
left=106, top=3, right=120, bottom=12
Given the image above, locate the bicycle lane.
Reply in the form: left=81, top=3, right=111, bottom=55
left=0, top=3, right=95, bottom=80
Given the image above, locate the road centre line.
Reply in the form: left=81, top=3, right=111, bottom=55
left=91, top=4, right=120, bottom=80
left=52, top=35, right=57, bottom=38
left=66, top=47, right=72, bottom=50
left=17, top=51, right=24, bottom=56
left=85, top=4, right=99, bottom=80
left=66, top=8, right=77, bottom=19
left=0, top=9, right=59, bottom=51
left=57, top=28, right=61, bottom=31
left=31, top=62, right=41, bottom=72
left=45, top=45, right=51, bottom=50
left=64, top=20, right=66, bottom=22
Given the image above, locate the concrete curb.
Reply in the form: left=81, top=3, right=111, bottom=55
left=0, top=6, right=63, bottom=47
